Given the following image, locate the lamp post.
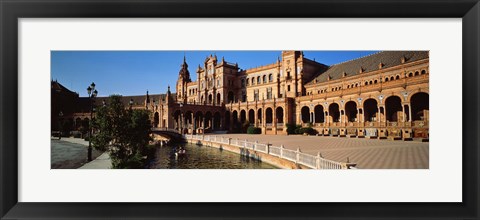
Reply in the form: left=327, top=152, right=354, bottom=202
left=87, top=82, right=97, bottom=161
left=129, top=98, right=134, bottom=110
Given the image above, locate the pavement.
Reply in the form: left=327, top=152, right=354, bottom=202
left=51, top=137, right=111, bottom=169
left=205, top=134, right=429, bottom=169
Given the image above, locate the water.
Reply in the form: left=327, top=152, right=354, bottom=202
left=150, top=143, right=277, bottom=169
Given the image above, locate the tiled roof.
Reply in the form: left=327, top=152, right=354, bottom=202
left=306, top=51, right=429, bottom=85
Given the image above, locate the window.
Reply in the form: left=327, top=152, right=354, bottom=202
left=246, top=78, right=250, bottom=86
left=421, top=70, right=426, bottom=74
left=263, top=75, right=267, bottom=83
left=269, top=74, right=273, bottom=82
left=288, top=85, right=291, bottom=92
left=267, top=88, right=272, bottom=99
left=257, top=76, right=261, bottom=84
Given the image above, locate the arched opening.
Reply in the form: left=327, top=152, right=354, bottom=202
left=269, top=74, right=273, bottom=82
left=301, top=106, right=310, bottom=123
left=314, top=105, right=325, bottom=123
left=216, top=93, right=221, bottom=105
left=257, top=108, right=263, bottom=124
left=411, top=92, right=429, bottom=121
left=263, top=75, right=267, bottom=83
left=248, top=109, right=255, bottom=125
left=276, top=107, right=284, bottom=123
left=224, top=111, right=230, bottom=130
left=213, top=112, right=221, bottom=130
left=265, top=108, right=273, bottom=124
left=345, top=101, right=357, bottom=122
left=195, top=111, right=204, bottom=130
left=208, top=94, right=213, bottom=104
left=363, top=99, right=378, bottom=122
left=205, top=111, right=213, bottom=130
left=184, top=110, right=193, bottom=126
left=240, top=110, right=247, bottom=124
left=328, top=103, right=340, bottom=122
left=153, top=112, right=160, bottom=128
left=173, top=110, right=181, bottom=130
left=228, top=91, right=234, bottom=103
left=385, top=96, right=402, bottom=122
left=232, top=110, right=238, bottom=126
left=75, top=118, right=82, bottom=130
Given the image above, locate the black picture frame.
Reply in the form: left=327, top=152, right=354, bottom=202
left=1, top=0, right=479, bottom=219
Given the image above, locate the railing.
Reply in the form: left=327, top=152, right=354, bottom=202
left=186, top=134, right=354, bottom=169
left=152, top=127, right=181, bottom=134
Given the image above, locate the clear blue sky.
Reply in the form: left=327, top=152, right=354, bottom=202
left=51, top=51, right=378, bottom=97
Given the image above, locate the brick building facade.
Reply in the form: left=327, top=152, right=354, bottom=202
left=53, top=50, right=429, bottom=139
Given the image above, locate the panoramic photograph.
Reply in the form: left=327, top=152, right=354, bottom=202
left=51, top=50, right=429, bottom=169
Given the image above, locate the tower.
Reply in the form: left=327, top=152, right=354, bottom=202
left=176, top=55, right=192, bottom=104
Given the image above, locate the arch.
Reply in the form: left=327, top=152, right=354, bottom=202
left=251, top=77, right=255, bottom=85
left=240, top=109, right=247, bottom=124
left=385, top=96, right=402, bottom=122
left=265, top=108, right=273, bottom=124
left=390, top=76, right=395, bottom=81
left=153, top=112, right=160, bottom=127
left=385, top=77, right=389, bottom=82
left=205, top=111, right=213, bottom=130
left=263, top=75, right=267, bottom=83
left=421, top=70, right=426, bottom=75
left=257, top=76, right=261, bottom=84
left=227, top=91, right=234, bottom=103
left=232, top=110, right=238, bottom=126
left=408, top=72, right=413, bottom=77
left=224, top=111, right=230, bottom=130
left=257, top=108, right=263, bottom=124
left=328, top=103, right=340, bottom=122
left=345, top=101, right=357, bottom=122
left=314, top=105, right=325, bottom=123
left=301, top=106, right=310, bottom=123
left=374, top=79, right=378, bottom=84
left=415, top=71, right=420, bottom=76
left=216, top=93, right=221, bottom=105
left=246, top=78, right=250, bottom=86
left=276, top=107, right=284, bottom=123
left=410, top=92, right=429, bottom=121
left=75, top=118, right=82, bottom=129
left=363, top=99, right=378, bottom=122
left=213, top=112, right=221, bottom=130
left=248, top=109, right=255, bottom=125
left=396, top=75, right=400, bottom=80
left=269, top=74, right=273, bottom=82
left=208, top=94, right=213, bottom=104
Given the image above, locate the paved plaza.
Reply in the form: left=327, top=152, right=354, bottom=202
left=206, top=134, right=429, bottom=169
left=51, top=137, right=104, bottom=169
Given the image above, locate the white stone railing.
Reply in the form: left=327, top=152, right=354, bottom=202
left=186, top=134, right=354, bottom=169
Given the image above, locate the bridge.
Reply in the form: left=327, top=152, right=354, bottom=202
left=150, top=127, right=185, bottom=143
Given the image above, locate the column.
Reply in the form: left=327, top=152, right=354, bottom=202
left=402, top=105, right=406, bottom=122
left=408, top=104, right=412, bottom=122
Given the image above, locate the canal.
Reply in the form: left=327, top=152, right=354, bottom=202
left=150, top=143, right=277, bottom=169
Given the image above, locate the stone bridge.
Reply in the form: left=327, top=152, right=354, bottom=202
left=151, top=128, right=185, bottom=143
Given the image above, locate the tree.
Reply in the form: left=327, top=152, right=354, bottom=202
left=91, top=95, right=153, bottom=168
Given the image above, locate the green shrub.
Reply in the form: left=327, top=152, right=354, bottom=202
left=299, top=127, right=318, bottom=135
left=286, top=123, right=296, bottom=134
left=294, top=125, right=302, bottom=134
left=241, top=120, right=251, bottom=133
left=247, top=126, right=261, bottom=134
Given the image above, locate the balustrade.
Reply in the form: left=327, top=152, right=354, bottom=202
left=185, top=135, right=351, bottom=169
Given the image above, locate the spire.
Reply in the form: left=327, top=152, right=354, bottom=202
left=146, top=90, right=150, bottom=103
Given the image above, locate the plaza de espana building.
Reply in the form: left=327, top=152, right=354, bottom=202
left=52, top=51, right=429, bottom=140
